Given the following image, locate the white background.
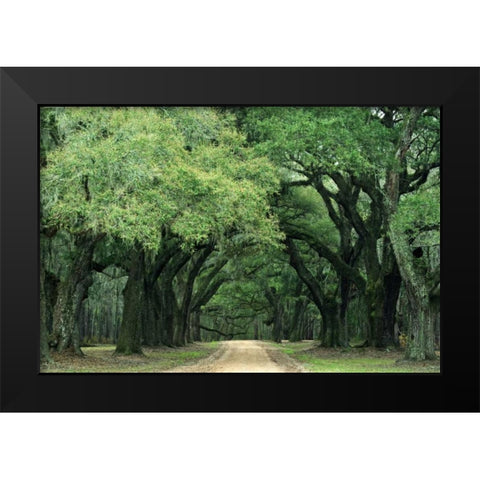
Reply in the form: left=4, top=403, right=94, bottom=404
left=1, top=2, right=478, bottom=479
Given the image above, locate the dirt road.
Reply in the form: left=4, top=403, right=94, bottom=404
left=168, top=340, right=304, bottom=373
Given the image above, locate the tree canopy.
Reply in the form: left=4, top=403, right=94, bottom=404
left=40, top=105, right=440, bottom=362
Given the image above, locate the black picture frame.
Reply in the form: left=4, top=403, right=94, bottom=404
left=1, top=67, right=478, bottom=412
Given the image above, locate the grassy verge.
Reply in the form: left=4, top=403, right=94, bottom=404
left=41, top=342, right=220, bottom=373
left=274, top=340, right=440, bottom=373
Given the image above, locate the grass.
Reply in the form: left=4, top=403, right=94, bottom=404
left=274, top=340, right=440, bottom=373
left=41, top=341, right=220, bottom=373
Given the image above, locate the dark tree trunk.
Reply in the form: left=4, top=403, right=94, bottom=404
left=272, top=314, right=283, bottom=343
left=363, top=234, right=385, bottom=348
left=286, top=238, right=341, bottom=347
left=319, top=313, right=327, bottom=344
left=265, top=287, right=283, bottom=343
left=192, top=311, right=202, bottom=342
left=339, top=276, right=350, bottom=347
left=287, top=280, right=305, bottom=341
left=116, top=238, right=183, bottom=352
left=178, top=246, right=214, bottom=346
left=52, top=235, right=97, bottom=355
left=364, top=278, right=385, bottom=347
left=44, top=270, right=59, bottom=333
left=172, top=305, right=185, bottom=347
left=381, top=259, right=402, bottom=347
left=160, top=251, right=190, bottom=347
left=115, top=251, right=146, bottom=355
left=289, top=296, right=307, bottom=342
left=40, top=263, right=52, bottom=363
left=141, top=282, right=162, bottom=346
left=325, top=299, right=340, bottom=347
left=159, top=278, right=176, bottom=347
left=253, top=318, right=259, bottom=340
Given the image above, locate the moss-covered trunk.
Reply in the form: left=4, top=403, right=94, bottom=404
left=339, top=276, right=350, bottom=347
left=52, top=235, right=96, bottom=355
left=177, top=246, right=214, bottom=346
left=158, top=251, right=190, bottom=347
left=192, top=311, right=202, bottom=342
left=288, top=296, right=307, bottom=342
left=160, top=279, right=181, bottom=346
left=404, top=297, right=436, bottom=360
left=115, top=251, right=146, bottom=355
left=320, top=298, right=341, bottom=347
left=385, top=107, right=435, bottom=360
left=362, top=233, right=385, bottom=348
left=381, top=260, right=402, bottom=347
left=40, top=263, right=52, bottom=363
left=141, top=282, right=162, bottom=346
left=389, top=227, right=436, bottom=360
left=364, top=278, right=384, bottom=347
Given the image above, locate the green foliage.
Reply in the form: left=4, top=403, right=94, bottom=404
left=41, top=107, right=281, bottom=251
left=394, top=185, right=440, bottom=235
left=40, top=105, right=441, bottom=360
left=245, top=107, right=393, bottom=176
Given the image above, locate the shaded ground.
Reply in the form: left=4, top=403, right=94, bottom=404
left=41, top=342, right=220, bottom=373
left=275, top=340, right=441, bottom=373
left=41, top=339, right=440, bottom=373
left=170, top=340, right=304, bottom=373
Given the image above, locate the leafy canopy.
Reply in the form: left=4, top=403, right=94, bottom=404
left=41, top=107, right=281, bottom=251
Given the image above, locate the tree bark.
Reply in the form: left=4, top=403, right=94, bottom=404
left=141, top=282, right=162, bottom=346
left=264, top=287, right=283, bottom=343
left=178, top=246, right=214, bottom=346
left=288, top=281, right=307, bottom=341
left=381, top=256, right=402, bottom=347
left=388, top=227, right=436, bottom=360
left=285, top=238, right=341, bottom=347
left=192, top=311, right=202, bottom=341
left=40, top=263, right=52, bottom=363
left=160, top=251, right=190, bottom=347
left=115, top=251, right=146, bottom=355
left=52, top=234, right=97, bottom=355
left=385, top=107, right=435, bottom=360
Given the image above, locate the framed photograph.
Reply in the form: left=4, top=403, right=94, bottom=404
left=1, top=67, right=478, bottom=411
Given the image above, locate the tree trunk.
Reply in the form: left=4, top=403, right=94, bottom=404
left=272, top=315, right=283, bottom=343
left=364, top=276, right=382, bottom=347
left=178, top=246, right=214, bottom=346
left=265, top=287, right=283, bottom=343
left=158, top=251, right=190, bottom=347
left=159, top=278, right=176, bottom=347
left=286, top=237, right=342, bottom=346
left=381, top=259, right=402, bottom=347
left=40, top=263, right=52, bottom=363
left=363, top=235, right=385, bottom=348
left=253, top=318, right=259, bottom=340
left=320, top=299, right=341, bottom=347
left=289, top=296, right=307, bottom=341
left=43, top=270, right=59, bottom=334
left=52, top=235, right=96, bottom=355
left=339, top=276, right=350, bottom=346
left=389, top=227, right=436, bottom=360
left=115, top=251, right=146, bottom=355
left=385, top=107, right=435, bottom=360
left=168, top=253, right=191, bottom=347
left=192, top=311, right=202, bottom=342
left=141, top=282, right=162, bottom=346
left=287, top=280, right=305, bottom=341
